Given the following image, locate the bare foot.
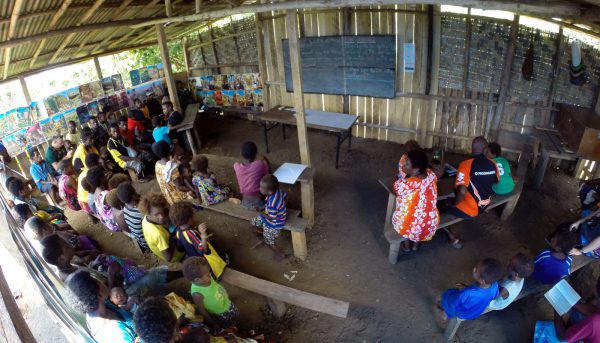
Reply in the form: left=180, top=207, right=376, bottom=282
left=433, top=303, right=449, bottom=328
left=228, top=197, right=241, bottom=205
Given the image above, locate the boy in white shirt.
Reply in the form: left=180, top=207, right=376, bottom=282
left=487, top=253, right=534, bottom=311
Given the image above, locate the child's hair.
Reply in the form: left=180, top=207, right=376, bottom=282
left=478, top=258, right=503, bottom=284
left=80, top=177, right=92, bottom=192
left=260, top=174, right=279, bottom=192
left=488, top=142, right=501, bottom=157
left=81, top=130, right=93, bottom=143
left=108, top=173, right=130, bottom=190
left=65, top=271, right=101, bottom=313
left=177, top=162, right=191, bottom=176
left=116, top=182, right=137, bottom=204
left=7, top=178, right=25, bottom=197
left=24, top=216, right=50, bottom=240
left=84, top=153, right=101, bottom=168
left=85, top=167, right=105, bottom=191
left=191, top=156, right=208, bottom=174
left=169, top=201, right=194, bottom=227
left=406, top=148, right=428, bottom=174
left=240, top=141, right=258, bottom=160
left=5, top=176, right=17, bottom=192
left=40, top=234, right=64, bottom=266
left=181, top=327, right=210, bottom=343
left=510, top=253, right=534, bottom=278
left=151, top=141, right=171, bottom=159
left=14, top=203, right=33, bottom=221
left=133, top=297, right=178, bottom=343
left=27, top=148, right=40, bottom=159
left=57, top=159, right=72, bottom=174
left=151, top=116, right=162, bottom=128
left=553, top=227, right=577, bottom=254
left=68, top=120, right=77, bottom=127
left=99, top=146, right=109, bottom=156
left=118, top=116, right=127, bottom=126
left=182, top=256, right=210, bottom=282
left=403, top=139, right=420, bottom=153
left=138, top=192, right=169, bottom=215
left=106, top=189, right=123, bottom=209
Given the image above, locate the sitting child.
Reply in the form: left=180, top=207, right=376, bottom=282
left=170, top=201, right=208, bottom=257
left=117, top=182, right=149, bottom=252
left=57, top=160, right=81, bottom=211
left=175, top=162, right=198, bottom=198
left=487, top=253, right=534, bottom=311
left=87, top=166, right=122, bottom=232
left=108, top=173, right=130, bottom=190
left=580, top=179, right=600, bottom=217
left=28, top=148, right=61, bottom=205
left=488, top=142, right=515, bottom=195
left=14, top=203, right=71, bottom=231
left=8, top=177, right=64, bottom=219
left=532, top=227, right=576, bottom=285
left=250, top=174, right=287, bottom=260
left=106, top=189, right=129, bottom=235
left=151, top=116, right=171, bottom=145
left=184, top=256, right=238, bottom=333
left=99, top=146, right=119, bottom=180
left=192, top=156, right=230, bottom=205
left=437, top=258, right=503, bottom=322
left=109, top=286, right=141, bottom=313
left=233, top=141, right=269, bottom=210
left=27, top=219, right=98, bottom=265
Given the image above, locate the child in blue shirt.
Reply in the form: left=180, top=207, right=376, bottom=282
left=532, top=227, right=576, bottom=285
left=437, top=258, right=503, bottom=322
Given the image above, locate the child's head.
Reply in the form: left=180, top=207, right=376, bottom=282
left=109, top=286, right=129, bottom=306
left=24, top=216, right=54, bottom=240
left=98, top=112, right=106, bottom=122
left=80, top=177, right=92, bottom=193
left=106, top=189, right=124, bottom=210
left=488, top=142, right=501, bottom=158
left=402, top=139, right=420, bottom=153
left=86, top=166, right=106, bottom=192
left=108, top=173, right=130, bottom=190
left=473, top=258, right=503, bottom=286
left=181, top=327, right=210, bottom=343
left=28, top=148, right=42, bottom=163
left=81, top=130, right=94, bottom=148
left=84, top=152, right=101, bottom=169
left=182, top=256, right=211, bottom=285
left=259, top=174, right=279, bottom=196
left=177, top=162, right=192, bottom=178
left=152, top=140, right=171, bottom=160
left=41, top=234, right=74, bottom=268
left=507, top=253, right=534, bottom=279
left=240, top=141, right=258, bottom=161
left=117, top=182, right=139, bottom=205
left=403, top=148, right=428, bottom=176
left=133, top=297, right=178, bottom=343
left=550, top=227, right=577, bottom=254
left=191, top=156, right=208, bottom=174
left=8, top=178, right=27, bottom=198
left=169, top=201, right=194, bottom=227
left=57, top=159, right=74, bottom=176
left=68, top=120, right=77, bottom=132
left=139, top=192, right=170, bottom=226
left=151, top=116, right=163, bottom=128
left=14, top=203, right=33, bottom=221
left=88, top=116, right=99, bottom=129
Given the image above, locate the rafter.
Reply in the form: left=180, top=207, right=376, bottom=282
left=29, top=0, right=74, bottom=68
left=3, top=0, right=26, bottom=79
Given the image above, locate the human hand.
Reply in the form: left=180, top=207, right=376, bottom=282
left=569, top=248, right=583, bottom=256
left=198, top=223, right=208, bottom=236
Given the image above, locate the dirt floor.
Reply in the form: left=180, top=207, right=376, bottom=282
left=63, top=114, right=598, bottom=343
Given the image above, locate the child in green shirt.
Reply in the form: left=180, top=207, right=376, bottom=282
left=488, top=142, right=514, bottom=195
left=183, top=256, right=238, bottom=334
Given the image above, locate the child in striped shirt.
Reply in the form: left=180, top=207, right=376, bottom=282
left=251, top=174, right=287, bottom=260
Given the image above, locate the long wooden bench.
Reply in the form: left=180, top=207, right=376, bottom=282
left=198, top=201, right=309, bottom=260
left=444, top=255, right=594, bottom=340
left=383, top=144, right=532, bottom=264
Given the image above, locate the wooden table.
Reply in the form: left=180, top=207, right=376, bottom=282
left=257, top=106, right=360, bottom=168
left=177, top=103, right=201, bottom=155
left=378, top=176, right=455, bottom=235
left=533, top=127, right=577, bottom=189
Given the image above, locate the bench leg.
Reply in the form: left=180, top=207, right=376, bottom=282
left=266, top=297, right=287, bottom=318
left=186, top=130, right=199, bottom=155
left=388, top=241, right=401, bottom=264
left=533, top=150, right=549, bottom=189
left=500, top=194, right=520, bottom=221
left=300, top=179, right=315, bottom=228
left=384, top=193, right=395, bottom=234
left=444, top=316, right=463, bottom=340
left=291, top=231, right=308, bottom=261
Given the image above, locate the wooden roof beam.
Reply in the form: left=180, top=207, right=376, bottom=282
left=29, top=0, right=74, bottom=68
left=3, top=0, right=26, bottom=79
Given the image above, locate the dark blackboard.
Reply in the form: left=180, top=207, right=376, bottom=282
left=283, top=35, right=396, bottom=98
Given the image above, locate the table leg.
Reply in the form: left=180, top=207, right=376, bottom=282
left=533, top=150, right=550, bottom=189
left=186, top=130, right=198, bottom=156
left=384, top=193, right=395, bottom=234
left=348, top=128, right=352, bottom=152
left=282, top=124, right=286, bottom=140
left=335, top=132, right=342, bottom=169
left=263, top=122, right=270, bottom=153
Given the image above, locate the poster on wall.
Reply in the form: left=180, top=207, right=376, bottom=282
left=30, top=102, right=44, bottom=123
left=203, top=91, right=215, bottom=106
left=152, top=80, right=164, bottom=98
left=64, top=107, right=79, bottom=125
left=87, top=101, right=100, bottom=117
left=130, top=69, right=141, bottom=87
left=243, top=91, right=254, bottom=106
left=403, top=43, right=415, bottom=73
left=102, top=77, right=114, bottom=94
left=67, top=87, right=82, bottom=108
left=108, top=94, right=120, bottom=110
left=221, top=90, right=234, bottom=106
left=80, top=83, right=94, bottom=103
left=156, top=63, right=164, bottom=78
left=200, top=76, right=214, bottom=90
left=253, top=90, right=263, bottom=106
left=89, top=80, right=104, bottom=99
left=2, top=129, right=27, bottom=157
left=40, top=112, right=67, bottom=138
left=243, top=74, right=254, bottom=90
left=97, top=97, right=110, bottom=113
left=54, top=91, right=71, bottom=112
left=112, top=74, right=125, bottom=91
left=4, top=109, right=18, bottom=134
left=17, top=106, right=32, bottom=129
left=118, top=91, right=130, bottom=109
left=139, top=67, right=151, bottom=84
left=76, top=106, right=90, bottom=124
left=43, top=96, right=59, bottom=115
left=26, top=123, right=46, bottom=148
left=147, top=65, right=159, bottom=80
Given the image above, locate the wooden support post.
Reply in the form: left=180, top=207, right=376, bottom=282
left=546, top=28, right=563, bottom=108
left=93, top=56, right=103, bottom=80
left=341, top=7, right=351, bottom=114
left=18, top=76, right=31, bottom=104
left=165, top=0, right=173, bottom=17
left=462, top=7, right=472, bottom=99
left=181, top=38, right=191, bottom=77
left=491, top=15, right=519, bottom=139
left=195, top=0, right=202, bottom=14
left=0, top=266, right=36, bottom=343
left=156, top=24, right=182, bottom=112
left=426, top=5, right=441, bottom=148
left=595, top=84, right=600, bottom=115
left=266, top=297, right=287, bottom=318
left=255, top=13, right=270, bottom=110
left=208, top=25, right=221, bottom=74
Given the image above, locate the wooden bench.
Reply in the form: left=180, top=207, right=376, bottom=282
left=222, top=268, right=349, bottom=318
left=382, top=145, right=533, bottom=264
left=198, top=201, right=309, bottom=260
left=444, top=255, right=594, bottom=340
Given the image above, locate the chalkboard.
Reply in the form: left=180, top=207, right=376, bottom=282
left=283, top=35, right=396, bottom=98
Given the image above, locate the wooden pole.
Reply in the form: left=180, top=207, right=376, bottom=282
left=181, top=38, right=191, bottom=77
left=341, top=7, right=351, bottom=114
left=255, top=13, right=270, bottom=110
left=462, top=7, right=471, bottom=98
left=195, top=0, right=202, bottom=14
left=156, top=24, right=182, bottom=112
left=165, top=0, right=173, bottom=17
left=424, top=5, right=440, bottom=148
left=286, top=10, right=314, bottom=227
left=208, top=25, right=221, bottom=74
left=18, top=76, right=32, bottom=104
left=546, top=27, right=563, bottom=108
left=491, top=15, right=519, bottom=138
left=93, top=56, right=103, bottom=80
left=0, top=266, right=36, bottom=343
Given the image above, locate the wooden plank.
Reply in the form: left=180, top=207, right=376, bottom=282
left=255, top=12, right=270, bottom=110
left=222, top=268, right=349, bottom=318
left=156, top=24, right=182, bottom=112
left=18, top=76, right=31, bottom=104
left=0, top=266, right=36, bottom=343
left=546, top=28, right=563, bottom=108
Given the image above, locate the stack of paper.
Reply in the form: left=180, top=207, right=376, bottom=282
left=273, top=163, right=308, bottom=185
left=544, top=279, right=581, bottom=315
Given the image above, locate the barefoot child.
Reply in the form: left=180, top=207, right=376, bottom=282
left=532, top=226, right=576, bottom=285
left=250, top=174, right=287, bottom=260
left=233, top=141, right=269, bottom=210
left=192, top=155, right=230, bottom=205
left=184, top=256, right=238, bottom=334
left=437, top=258, right=503, bottom=323
left=487, top=253, right=534, bottom=311
left=57, top=160, right=81, bottom=211
left=175, top=162, right=198, bottom=198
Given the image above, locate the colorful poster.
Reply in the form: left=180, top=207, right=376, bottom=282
left=130, top=69, right=141, bottom=86
left=234, top=90, right=245, bottom=105
left=64, top=107, right=79, bottom=125
left=54, top=91, right=71, bottom=112
left=67, top=87, right=82, bottom=108
left=108, top=94, right=119, bottom=110
left=79, top=83, right=93, bottom=103
left=230, top=75, right=244, bottom=90
left=147, top=65, right=159, bottom=80
left=52, top=112, right=68, bottom=137
left=152, top=80, right=164, bottom=98
left=30, top=102, right=44, bottom=123
left=0, top=113, right=7, bottom=137
left=112, top=74, right=125, bottom=91
left=17, top=106, right=32, bottom=129
left=213, top=75, right=223, bottom=90
left=76, top=106, right=90, bottom=124
left=253, top=73, right=263, bottom=89
left=221, top=90, right=234, bottom=106
left=2, top=129, right=27, bottom=157
left=5, top=109, right=18, bottom=134
left=26, top=123, right=46, bottom=148
left=102, top=77, right=114, bottom=94
left=214, top=91, right=223, bottom=106
left=243, top=91, right=254, bottom=106
left=43, top=96, right=59, bottom=115
left=89, top=80, right=103, bottom=99
left=97, top=97, right=110, bottom=113
left=200, top=76, right=214, bottom=90
left=204, top=91, right=215, bottom=106
left=188, top=77, right=200, bottom=96
left=243, top=74, right=254, bottom=90
left=253, top=90, right=263, bottom=106
left=86, top=101, right=99, bottom=118
left=139, top=67, right=150, bottom=83
left=156, top=63, right=164, bottom=78
left=118, top=91, right=129, bottom=109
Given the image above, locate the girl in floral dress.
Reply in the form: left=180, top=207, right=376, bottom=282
left=392, top=148, right=440, bottom=252
left=86, top=166, right=121, bottom=232
left=191, top=155, right=230, bottom=205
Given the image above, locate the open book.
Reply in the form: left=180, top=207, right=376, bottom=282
left=544, top=279, right=581, bottom=316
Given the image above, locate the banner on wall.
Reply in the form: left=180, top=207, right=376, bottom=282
left=404, top=43, right=415, bottom=73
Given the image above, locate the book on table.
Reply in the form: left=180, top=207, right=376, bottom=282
left=544, top=279, right=581, bottom=316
